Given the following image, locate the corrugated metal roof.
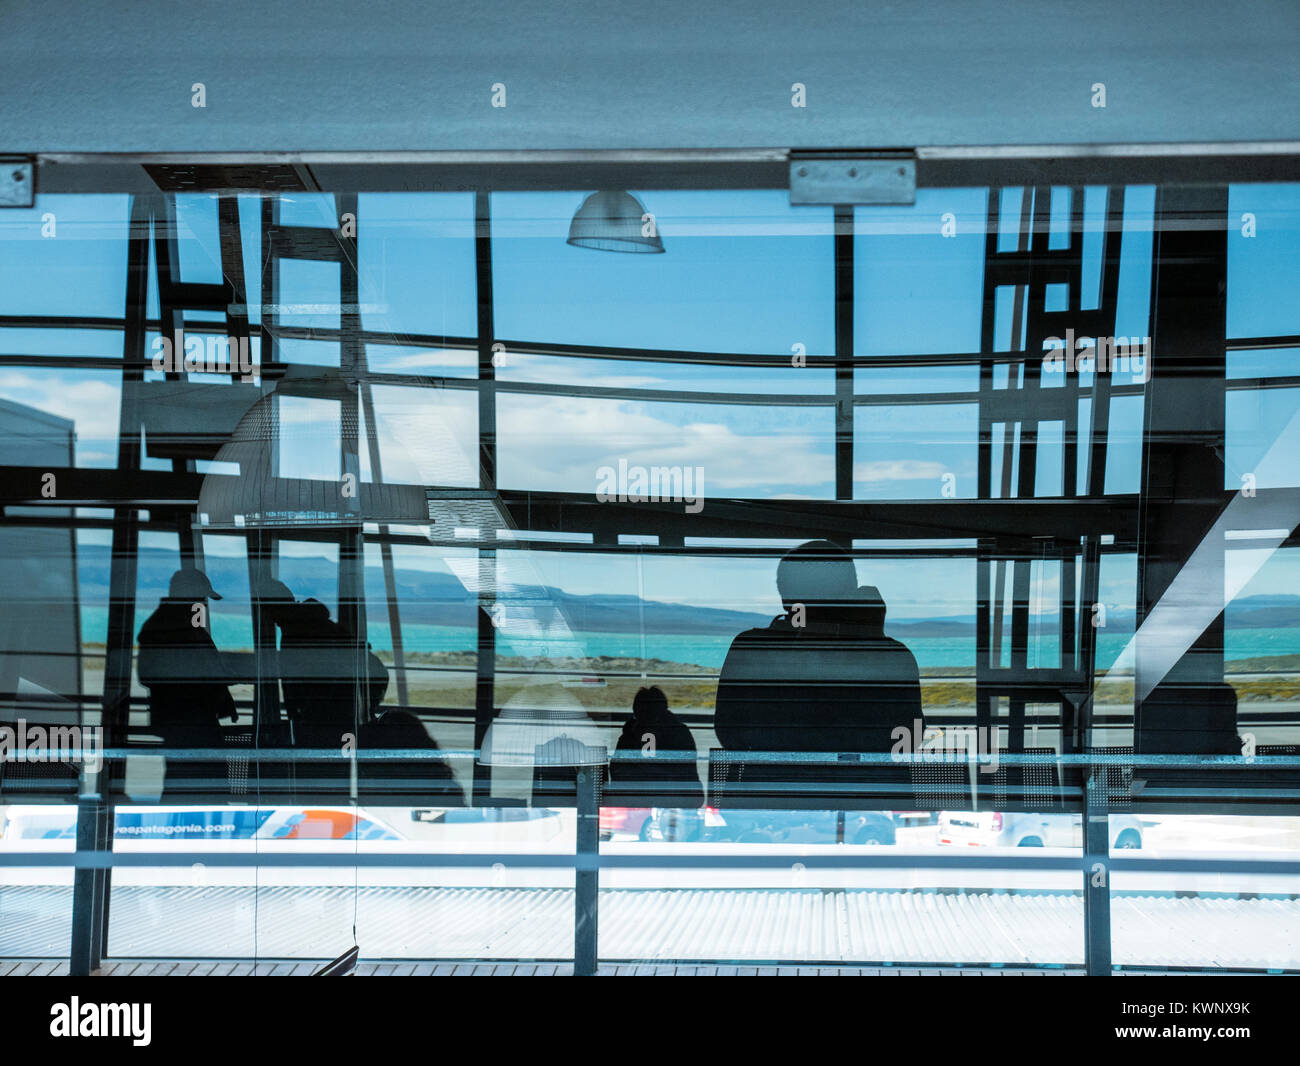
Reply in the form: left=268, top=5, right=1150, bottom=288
left=2, top=885, right=1297, bottom=969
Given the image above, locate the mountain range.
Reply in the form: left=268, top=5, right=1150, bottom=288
left=75, top=545, right=1300, bottom=636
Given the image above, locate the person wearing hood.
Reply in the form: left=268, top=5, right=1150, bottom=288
left=713, top=540, right=923, bottom=754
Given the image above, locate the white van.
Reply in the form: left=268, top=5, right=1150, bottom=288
left=937, top=810, right=1145, bottom=849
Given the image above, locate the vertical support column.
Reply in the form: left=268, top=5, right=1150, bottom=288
left=974, top=541, right=993, bottom=744
left=1007, top=187, right=1048, bottom=759
left=93, top=792, right=113, bottom=966
left=574, top=765, right=601, bottom=976
left=976, top=186, right=1001, bottom=503
left=336, top=192, right=367, bottom=789
left=1074, top=536, right=1102, bottom=755
left=337, top=192, right=365, bottom=645
left=1134, top=185, right=1230, bottom=754
left=833, top=206, right=854, bottom=502
left=71, top=194, right=154, bottom=975
left=471, top=190, right=497, bottom=805
left=472, top=552, right=496, bottom=804
left=253, top=197, right=284, bottom=758
left=474, top=191, right=497, bottom=490
left=975, top=187, right=1029, bottom=768
left=70, top=798, right=110, bottom=976
left=973, top=188, right=1002, bottom=783
left=85, top=494, right=133, bottom=970
left=1083, top=769, right=1112, bottom=975
left=151, top=195, right=205, bottom=569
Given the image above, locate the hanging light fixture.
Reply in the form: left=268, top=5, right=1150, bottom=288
left=566, top=190, right=664, bottom=253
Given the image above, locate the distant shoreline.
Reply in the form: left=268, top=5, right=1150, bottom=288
left=80, top=641, right=1300, bottom=677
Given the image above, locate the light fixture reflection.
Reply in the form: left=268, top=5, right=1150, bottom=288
left=566, top=190, right=664, bottom=253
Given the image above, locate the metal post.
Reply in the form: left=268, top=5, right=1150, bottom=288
left=471, top=189, right=498, bottom=805
left=1135, top=185, right=1230, bottom=752
left=833, top=205, right=854, bottom=501
left=92, top=794, right=113, bottom=968
left=1083, top=770, right=1112, bottom=975
left=69, top=797, right=108, bottom=976
left=574, top=766, right=600, bottom=976
left=70, top=194, right=153, bottom=976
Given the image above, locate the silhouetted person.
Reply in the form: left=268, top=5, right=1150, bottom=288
left=608, top=686, right=703, bottom=807
left=255, top=580, right=386, bottom=791
left=137, top=568, right=237, bottom=752
left=358, top=707, right=465, bottom=803
left=259, top=580, right=461, bottom=799
left=714, top=541, right=924, bottom=754
left=258, top=580, right=388, bottom=733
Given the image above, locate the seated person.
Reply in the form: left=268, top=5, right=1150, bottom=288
left=256, top=579, right=389, bottom=790
left=137, top=567, right=238, bottom=751
left=607, top=685, right=703, bottom=808
left=714, top=540, right=923, bottom=755
left=358, top=708, right=465, bottom=804
left=259, top=583, right=387, bottom=733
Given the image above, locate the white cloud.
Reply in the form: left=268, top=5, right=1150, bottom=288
left=495, top=394, right=832, bottom=494
left=852, top=458, right=948, bottom=483
left=0, top=371, right=122, bottom=462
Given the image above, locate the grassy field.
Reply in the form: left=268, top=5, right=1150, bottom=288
left=374, top=653, right=1300, bottom=714
left=76, top=644, right=1300, bottom=713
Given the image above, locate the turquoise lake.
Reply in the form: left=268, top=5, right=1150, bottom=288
left=79, top=607, right=1300, bottom=672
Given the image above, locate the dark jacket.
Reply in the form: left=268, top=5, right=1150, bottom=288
left=713, top=597, right=923, bottom=754
left=608, top=704, right=703, bottom=807
left=136, top=598, right=237, bottom=743
left=276, top=599, right=389, bottom=729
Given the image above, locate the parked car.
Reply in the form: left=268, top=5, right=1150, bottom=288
left=599, top=807, right=653, bottom=840
left=642, top=807, right=896, bottom=845
left=937, top=810, right=1144, bottom=849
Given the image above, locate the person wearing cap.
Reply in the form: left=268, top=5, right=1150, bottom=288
left=137, top=567, right=238, bottom=751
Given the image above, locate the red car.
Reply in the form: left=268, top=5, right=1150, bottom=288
left=599, top=807, right=653, bottom=840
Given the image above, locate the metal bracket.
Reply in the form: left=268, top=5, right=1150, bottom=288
left=0, top=158, right=35, bottom=207
left=790, top=151, right=915, bottom=206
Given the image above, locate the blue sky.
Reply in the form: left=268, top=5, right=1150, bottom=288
left=2, top=183, right=1298, bottom=624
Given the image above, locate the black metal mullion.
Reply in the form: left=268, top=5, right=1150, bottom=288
left=70, top=194, right=152, bottom=976
left=834, top=205, right=854, bottom=502
left=471, top=190, right=497, bottom=808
